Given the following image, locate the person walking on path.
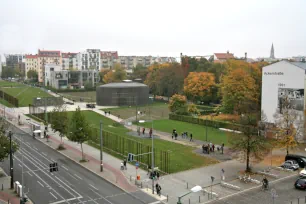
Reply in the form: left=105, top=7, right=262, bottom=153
left=123, top=159, right=127, bottom=170
left=175, top=132, right=178, bottom=140
left=221, top=143, right=224, bottom=154
left=207, top=144, right=210, bottom=154
left=149, top=128, right=152, bottom=138
left=212, top=144, right=215, bottom=152
left=190, top=133, right=193, bottom=142
left=142, top=127, right=145, bottom=135
left=155, top=183, right=162, bottom=196
left=108, top=111, right=111, bottom=115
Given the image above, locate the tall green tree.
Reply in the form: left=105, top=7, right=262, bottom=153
left=27, top=70, right=38, bottom=82
left=0, top=119, right=19, bottom=161
left=130, top=64, right=148, bottom=81
left=68, top=107, right=91, bottom=161
left=50, top=105, right=69, bottom=145
left=103, top=63, right=127, bottom=83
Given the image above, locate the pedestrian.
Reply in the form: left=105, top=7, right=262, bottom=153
left=207, top=144, right=210, bottom=154
left=149, top=128, right=152, bottom=138
left=137, top=126, right=140, bottom=136
left=190, top=133, right=193, bottom=142
left=123, top=159, right=127, bottom=170
left=156, top=171, right=160, bottom=180
left=175, top=132, right=178, bottom=140
left=142, top=127, right=145, bottom=135
left=221, top=143, right=224, bottom=154
left=202, top=144, right=205, bottom=153
left=212, top=144, right=215, bottom=152
left=108, top=111, right=111, bottom=115
left=147, top=164, right=151, bottom=175
left=156, top=183, right=161, bottom=196
left=44, top=130, right=46, bottom=138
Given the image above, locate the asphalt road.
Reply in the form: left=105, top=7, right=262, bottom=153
left=209, top=175, right=306, bottom=204
left=0, top=126, right=158, bottom=204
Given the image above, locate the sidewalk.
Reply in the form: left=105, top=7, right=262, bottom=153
left=0, top=190, right=23, bottom=204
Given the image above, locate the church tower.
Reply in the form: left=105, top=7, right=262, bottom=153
left=270, top=43, right=275, bottom=59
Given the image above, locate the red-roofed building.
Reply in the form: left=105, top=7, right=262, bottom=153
left=100, top=51, right=119, bottom=69
left=37, top=50, right=62, bottom=82
left=214, top=51, right=234, bottom=62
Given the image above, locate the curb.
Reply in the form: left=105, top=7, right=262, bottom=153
left=6, top=119, right=150, bottom=204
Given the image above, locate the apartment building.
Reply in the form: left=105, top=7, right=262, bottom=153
left=116, top=56, right=176, bottom=70
left=44, top=64, right=62, bottom=86
left=5, top=54, right=25, bottom=67
left=100, top=51, right=118, bottom=69
left=62, top=52, right=78, bottom=70
left=77, top=49, right=100, bottom=70
left=37, top=50, right=61, bottom=83
left=25, top=55, right=39, bottom=79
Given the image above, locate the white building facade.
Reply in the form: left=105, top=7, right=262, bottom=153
left=62, top=53, right=78, bottom=70
left=261, top=60, right=306, bottom=141
left=44, top=64, right=62, bottom=86
left=78, top=49, right=101, bottom=71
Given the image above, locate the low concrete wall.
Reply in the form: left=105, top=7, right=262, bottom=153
left=0, top=176, right=11, bottom=190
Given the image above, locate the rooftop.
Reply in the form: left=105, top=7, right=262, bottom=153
left=38, top=50, right=61, bottom=57
left=99, top=82, right=147, bottom=88
left=290, top=61, right=306, bottom=70
left=25, top=54, right=38, bottom=59
left=214, top=53, right=234, bottom=60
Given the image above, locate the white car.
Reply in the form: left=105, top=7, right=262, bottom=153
left=300, top=169, right=306, bottom=177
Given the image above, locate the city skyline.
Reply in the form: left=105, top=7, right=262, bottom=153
left=0, top=0, right=306, bottom=58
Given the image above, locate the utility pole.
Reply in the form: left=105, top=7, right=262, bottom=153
left=151, top=98, right=155, bottom=194
left=100, top=120, right=103, bottom=172
left=9, top=131, right=14, bottom=189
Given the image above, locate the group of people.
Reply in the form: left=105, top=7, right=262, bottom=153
left=202, top=142, right=224, bottom=154
left=137, top=127, right=153, bottom=137
left=104, top=111, right=111, bottom=116
left=171, top=129, right=193, bottom=141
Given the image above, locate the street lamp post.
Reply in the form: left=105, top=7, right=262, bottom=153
left=100, top=120, right=103, bottom=172
left=8, top=131, right=14, bottom=189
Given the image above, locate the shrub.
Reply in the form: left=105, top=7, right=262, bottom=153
left=169, top=94, right=187, bottom=112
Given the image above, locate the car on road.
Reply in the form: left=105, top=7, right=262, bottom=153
left=65, top=101, right=74, bottom=105
left=86, top=103, right=95, bottom=108
left=299, top=169, right=306, bottom=177
left=285, top=154, right=306, bottom=168
left=281, top=160, right=300, bottom=171
left=294, top=178, right=306, bottom=190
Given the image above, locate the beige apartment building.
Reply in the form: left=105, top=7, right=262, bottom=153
left=37, top=50, right=61, bottom=83
left=25, top=54, right=39, bottom=79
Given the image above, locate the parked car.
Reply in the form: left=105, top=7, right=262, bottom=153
left=285, top=154, right=306, bottom=168
left=65, top=101, right=74, bottom=105
left=294, top=178, right=306, bottom=190
left=281, top=160, right=300, bottom=171
left=86, top=104, right=95, bottom=108
left=299, top=169, right=306, bottom=177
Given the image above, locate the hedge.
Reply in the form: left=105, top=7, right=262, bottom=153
left=169, top=113, right=244, bottom=131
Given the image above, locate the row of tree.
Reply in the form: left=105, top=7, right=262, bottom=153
left=50, top=106, right=91, bottom=161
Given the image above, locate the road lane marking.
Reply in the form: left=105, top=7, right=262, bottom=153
left=90, top=189, right=113, bottom=204
left=50, top=192, right=58, bottom=199
left=18, top=164, right=22, bottom=167
left=68, top=174, right=78, bottom=180
left=50, top=196, right=83, bottom=204
left=87, top=196, right=99, bottom=204
left=27, top=171, right=33, bottom=177
left=89, top=184, right=98, bottom=190
left=61, top=165, right=68, bottom=171
left=148, top=202, right=161, bottom=204
left=74, top=174, right=83, bottom=180
left=37, top=181, right=44, bottom=187
left=42, top=152, right=47, bottom=156
left=33, top=147, right=38, bottom=151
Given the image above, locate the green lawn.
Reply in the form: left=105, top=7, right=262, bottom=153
left=0, top=80, right=26, bottom=87
left=141, top=119, right=229, bottom=145
left=2, top=87, right=53, bottom=107
left=101, top=102, right=170, bottom=120
left=30, top=110, right=218, bottom=173
left=60, top=91, right=96, bottom=102
left=0, top=98, right=14, bottom=107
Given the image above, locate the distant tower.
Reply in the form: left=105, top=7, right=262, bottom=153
left=270, top=43, right=275, bottom=59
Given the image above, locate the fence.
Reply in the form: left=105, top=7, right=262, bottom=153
left=89, top=129, right=171, bottom=174
left=169, top=113, right=244, bottom=131
left=0, top=90, right=18, bottom=107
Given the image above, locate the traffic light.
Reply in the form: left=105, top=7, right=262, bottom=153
left=127, top=153, right=134, bottom=162
left=49, top=162, right=58, bottom=172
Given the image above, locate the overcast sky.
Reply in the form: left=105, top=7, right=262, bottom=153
left=0, top=0, right=305, bottom=59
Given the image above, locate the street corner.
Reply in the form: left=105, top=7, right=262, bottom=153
left=140, top=188, right=167, bottom=202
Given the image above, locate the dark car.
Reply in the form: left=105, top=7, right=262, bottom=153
left=86, top=104, right=95, bottom=108
left=285, top=154, right=306, bottom=168
left=281, top=160, right=300, bottom=171
left=294, top=178, right=306, bottom=190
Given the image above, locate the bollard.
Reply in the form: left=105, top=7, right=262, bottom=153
left=187, top=182, right=188, bottom=189
left=199, top=196, right=200, bottom=203
left=141, top=182, right=143, bottom=188
left=189, top=198, right=190, bottom=204
left=1, top=183, right=3, bottom=190
left=167, top=195, right=168, bottom=202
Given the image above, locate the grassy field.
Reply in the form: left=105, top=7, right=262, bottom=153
left=0, top=80, right=26, bottom=87
left=30, top=110, right=218, bottom=173
left=60, top=91, right=96, bottom=102
left=101, top=102, right=170, bottom=120
left=140, top=119, right=229, bottom=145
left=2, top=87, right=53, bottom=107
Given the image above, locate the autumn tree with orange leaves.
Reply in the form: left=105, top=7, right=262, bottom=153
left=184, top=72, right=217, bottom=104
left=220, top=68, right=258, bottom=114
